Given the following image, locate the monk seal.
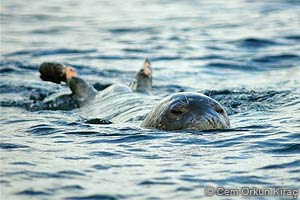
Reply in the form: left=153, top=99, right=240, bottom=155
left=141, top=92, right=230, bottom=130
left=37, top=59, right=230, bottom=131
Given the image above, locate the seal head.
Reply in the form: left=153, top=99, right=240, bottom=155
left=141, top=92, right=230, bottom=130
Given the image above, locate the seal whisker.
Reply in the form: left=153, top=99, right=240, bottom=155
left=178, top=98, right=186, bottom=105
left=184, top=96, right=189, bottom=105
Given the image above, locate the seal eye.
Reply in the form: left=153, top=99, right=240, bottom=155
left=170, top=108, right=184, bottom=115
left=214, top=106, right=224, bottom=114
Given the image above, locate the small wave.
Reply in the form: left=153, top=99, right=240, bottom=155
left=92, top=164, right=142, bottom=170
left=10, top=162, right=36, bottom=166
left=234, top=37, right=280, bottom=48
left=109, top=27, right=156, bottom=34
left=24, top=170, right=85, bottom=179
left=266, top=143, right=300, bottom=154
left=226, top=175, right=270, bottom=185
left=4, top=48, right=97, bottom=57
left=88, top=55, right=140, bottom=60
left=253, top=53, right=299, bottom=63
left=284, top=133, right=300, bottom=140
left=81, top=131, right=165, bottom=144
left=30, top=27, right=66, bottom=34
left=63, top=131, right=103, bottom=136
left=180, top=176, right=269, bottom=185
left=27, top=124, right=60, bottom=135
left=102, top=134, right=164, bottom=144
left=139, top=180, right=176, bottom=185
left=123, top=48, right=149, bottom=53
left=57, top=170, right=85, bottom=177
left=0, top=61, right=37, bottom=71
left=205, top=62, right=253, bottom=71
left=65, top=194, right=119, bottom=200
left=258, top=160, right=300, bottom=170
left=153, top=84, right=187, bottom=93
left=0, top=67, right=17, bottom=73
left=175, top=187, right=193, bottom=192
left=16, top=189, right=51, bottom=196
left=284, top=35, right=300, bottom=41
left=0, top=100, right=32, bottom=109
left=0, top=82, right=51, bottom=94
left=151, top=55, right=181, bottom=61
left=206, top=138, right=242, bottom=148
left=90, top=151, right=121, bottom=157
left=169, top=136, right=208, bottom=145
left=183, top=54, right=227, bottom=60
left=283, top=100, right=300, bottom=107
left=48, top=185, right=84, bottom=192
left=52, top=62, right=134, bottom=79
left=80, top=55, right=181, bottom=61
left=92, top=164, right=111, bottom=170
left=202, top=89, right=290, bottom=115
left=62, top=156, right=90, bottom=160
left=0, top=143, right=29, bottom=149
left=140, top=154, right=166, bottom=160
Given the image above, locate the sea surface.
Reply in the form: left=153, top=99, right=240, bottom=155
left=1, top=0, right=300, bottom=199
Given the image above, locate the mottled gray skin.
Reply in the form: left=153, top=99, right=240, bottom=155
left=141, top=92, right=230, bottom=130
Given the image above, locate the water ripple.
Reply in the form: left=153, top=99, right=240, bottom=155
left=65, top=194, right=119, bottom=200
left=90, top=151, right=121, bottom=157
left=0, top=143, right=29, bottom=149
left=259, top=160, right=300, bottom=170
left=27, top=124, right=60, bottom=135
left=253, top=54, right=300, bottom=65
left=234, top=37, right=280, bottom=48
left=266, top=143, right=300, bottom=154
left=4, top=48, right=97, bottom=57
left=16, top=189, right=51, bottom=196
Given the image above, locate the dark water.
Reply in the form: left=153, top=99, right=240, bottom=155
left=1, top=0, right=300, bottom=199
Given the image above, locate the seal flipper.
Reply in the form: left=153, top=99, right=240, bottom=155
left=40, top=62, right=66, bottom=84
left=39, top=62, right=95, bottom=99
left=68, top=77, right=97, bottom=100
left=130, top=58, right=153, bottom=94
left=39, top=62, right=78, bottom=84
left=38, top=63, right=97, bottom=110
left=40, top=78, right=97, bottom=110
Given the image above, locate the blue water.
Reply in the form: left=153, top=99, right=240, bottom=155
left=1, top=0, right=300, bottom=199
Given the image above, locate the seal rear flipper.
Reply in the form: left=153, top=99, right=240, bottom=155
left=131, top=58, right=153, bottom=94
left=39, top=62, right=78, bottom=84
left=39, top=62, right=67, bottom=84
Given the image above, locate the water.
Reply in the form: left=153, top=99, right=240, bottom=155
left=1, top=0, right=300, bottom=199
